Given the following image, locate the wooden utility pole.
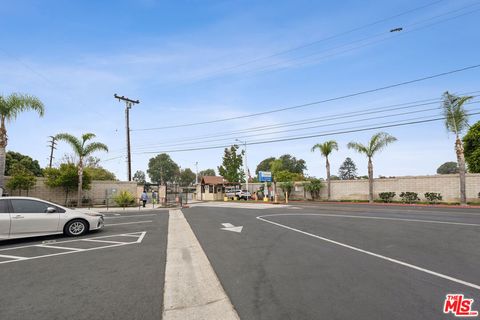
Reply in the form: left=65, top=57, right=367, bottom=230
left=47, top=136, right=57, bottom=168
left=114, top=94, right=140, bottom=181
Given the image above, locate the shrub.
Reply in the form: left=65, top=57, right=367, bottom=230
left=114, top=191, right=136, bottom=207
left=378, top=192, right=396, bottom=203
left=400, top=192, right=419, bottom=204
left=424, top=192, right=442, bottom=204
left=303, top=178, right=324, bottom=200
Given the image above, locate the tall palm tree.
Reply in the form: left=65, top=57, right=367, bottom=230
left=311, top=140, right=338, bottom=200
left=348, top=132, right=397, bottom=203
left=442, top=91, right=473, bottom=205
left=55, top=133, right=108, bottom=207
left=0, top=93, right=44, bottom=193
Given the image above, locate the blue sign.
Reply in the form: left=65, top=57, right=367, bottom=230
left=258, top=171, right=272, bottom=182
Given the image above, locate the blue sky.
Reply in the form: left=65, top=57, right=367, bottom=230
left=1, top=0, right=480, bottom=181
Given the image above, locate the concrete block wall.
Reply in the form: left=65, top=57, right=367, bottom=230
left=242, top=174, right=480, bottom=202
left=5, top=177, right=138, bottom=205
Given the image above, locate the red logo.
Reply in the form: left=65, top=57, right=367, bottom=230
left=443, top=294, right=478, bottom=317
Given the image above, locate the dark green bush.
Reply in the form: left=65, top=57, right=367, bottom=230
left=400, top=192, right=419, bottom=204
left=424, top=192, right=442, bottom=204
left=378, top=192, right=396, bottom=203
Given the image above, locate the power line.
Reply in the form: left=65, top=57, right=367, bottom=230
left=125, top=93, right=480, bottom=151
left=132, top=110, right=480, bottom=154
left=130, top=101, right=480, bottom=151
left=133, top=64, right=480, bottom=131
left=185, top=0, right=446, bottom=81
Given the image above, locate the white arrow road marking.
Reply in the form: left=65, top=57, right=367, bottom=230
left=221, top=223, right=243, bottom=233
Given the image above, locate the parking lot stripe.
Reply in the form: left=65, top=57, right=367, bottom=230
left=257, top=215, right=480, bottom=291
left=105, top=220, right=153, bottom=226
left=36, top=244, right=84, bottom=251
left=82, top=239, right=129, bottom=244
left=0, top=254, right=27, bottom=260
left=0, top=231, right=147, bottom=265
left=259, top=213, right=480, bottom=227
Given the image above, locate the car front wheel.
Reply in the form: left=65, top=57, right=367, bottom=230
left=65, top=219, right=88, bottom=237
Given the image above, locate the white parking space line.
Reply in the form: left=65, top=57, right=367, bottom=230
left=0, top=254, right=27, bottom=260
left=36, top=245, right=84, bottom=251
left=0, top=231, right=147, bottom=265
left=105, top=220, right=153, bottom=226
left=82, top=239, right=128, bottom=244
left=104, top=214, right=157, bottom=219
left=257, top=215, right=480, bottom=291
left=259, top=213, right=480, bottom=227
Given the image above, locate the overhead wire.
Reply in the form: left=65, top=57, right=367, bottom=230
left=128, top=100, right=480, bottom=151
left=132, top=64, right=480, bottom=131
left=131, top=110, right=480, bottom=154
left=122, top=91, right=480, bottom=152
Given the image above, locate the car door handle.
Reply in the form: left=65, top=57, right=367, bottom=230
left=12, top=215, right=24, bottom=219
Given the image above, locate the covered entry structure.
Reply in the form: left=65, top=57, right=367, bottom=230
left=196, top=176, right=229, bottom=201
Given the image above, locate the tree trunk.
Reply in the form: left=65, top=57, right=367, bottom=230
left=77, top=160, right=83, bottom=208
left=326, top=156, right=331, bottom=200
left=368, top=157, right=374, bottom=203
left=456, top=137, right=467, bottom=205
left=0, top=116, right=7, bottom=193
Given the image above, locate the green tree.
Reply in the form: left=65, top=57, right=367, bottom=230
left=84, top=166, right=116, bottom=180
left=0, top=93, right=44, bottom=192
left=133, top=170, right=146, bottom=184
left=6, top=163, right=36, bottom=195
left=278, top=154, right=307, bottom=174
left=218, top=145, right=245, bottom=183
left=179, top=168, right=196, bottom=186
left=311, top=140, right=338, bottom=200
left=147, top=153, right=180, bottom=184
left=55, top=133, right=108, bottom=207
left=463, top=121, right=480, bottom=173
left=279, top=181, right=294, bottom=199
left=44, top=163, right=92, bottom=205
left=348, top=132, right=397, bottom=203
left=6, top=151, right=43, bottom=177
left=199, top=169, right=216, bottom=177
left=442, top=91, right=473, bottom=205
left=255, top=157, right=276, bottom=174
left=436, top=161, right=459, bottom=174
left=338, top=157, right=357, bottom=180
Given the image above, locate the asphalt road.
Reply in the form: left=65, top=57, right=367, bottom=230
left=1, top=203, right=479, bottom=320
left=183, top=203, right=480, bottom=320
left=0, top=210, right=168, bottom=320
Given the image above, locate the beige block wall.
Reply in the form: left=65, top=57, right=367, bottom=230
left=242, top=174, right=480, bottom=202
left=321, top=174, right=480, bottom=202
left=5, top=177, right=138, bottom=205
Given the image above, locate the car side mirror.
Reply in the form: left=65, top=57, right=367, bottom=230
left=46, top=207, right=57, bottom=213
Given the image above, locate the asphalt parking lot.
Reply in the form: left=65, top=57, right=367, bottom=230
left=183, top=203, right=480, bottom=320
left=0, top=210, right=168, bottom=320
left=1, top=203, right=479, bottom=320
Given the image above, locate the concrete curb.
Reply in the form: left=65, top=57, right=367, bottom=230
left=162, top=209, right=240, bottom=320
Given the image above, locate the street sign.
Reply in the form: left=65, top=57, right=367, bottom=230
left=258, top=171, right=272, bottom=182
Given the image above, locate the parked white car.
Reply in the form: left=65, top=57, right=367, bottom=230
left=225, top=189, right=251, bottom=200
left=0, top=197, right=104, bottom=241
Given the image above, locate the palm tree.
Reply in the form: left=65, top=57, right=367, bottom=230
left=311, top=140, right=338, bottom=200
left=442, top=91, right=473, bottom=205
left=348, top=132, right=397, bottom=203
left=55, top=133, right=108, bottom=207
left=0, top=93, right=44, bottom=193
